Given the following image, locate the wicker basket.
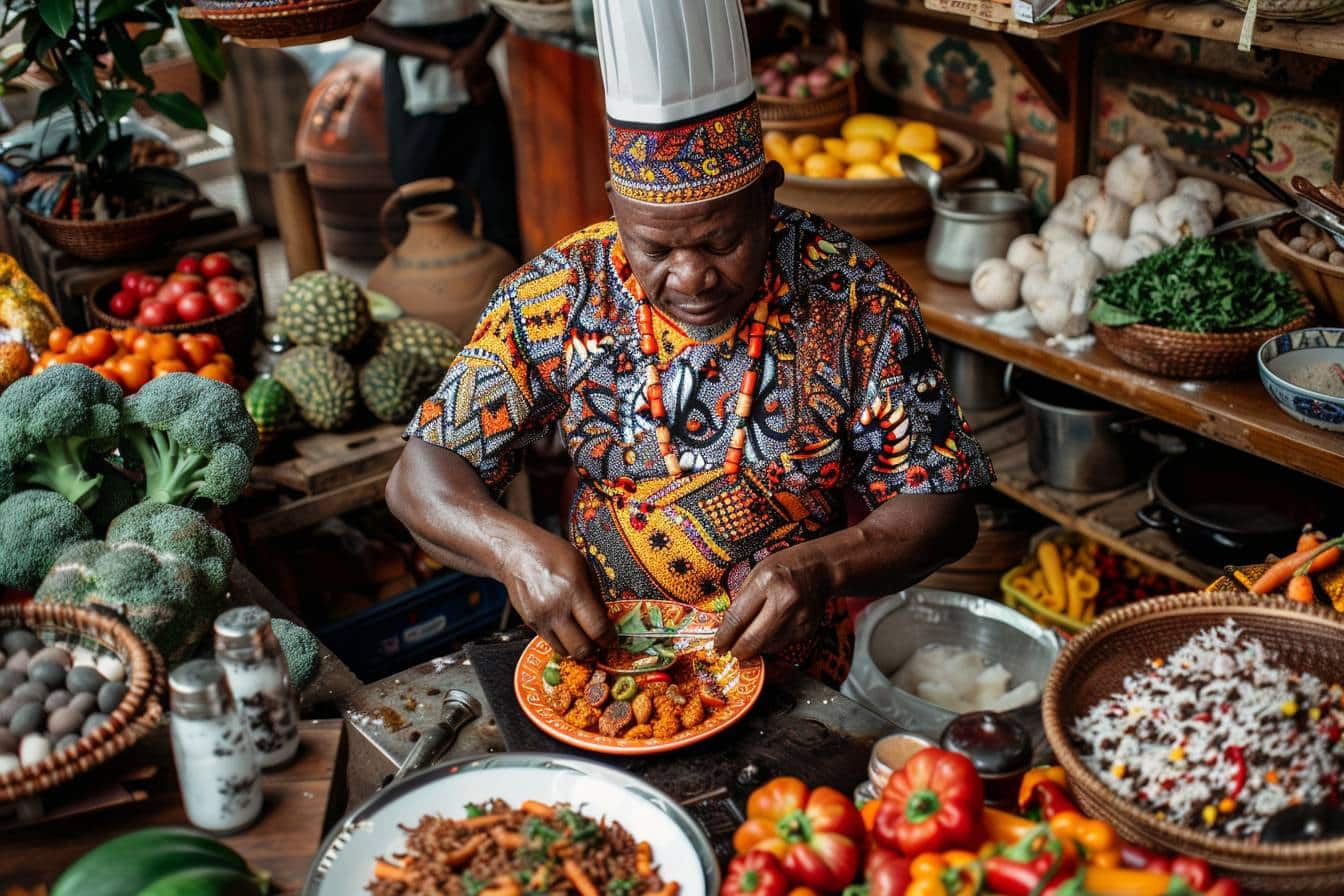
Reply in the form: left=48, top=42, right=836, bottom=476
left=0, top=602, right=165, bottom=804
left=1219, top=0, right=1344, bottom=21
left=18, top=196, right=197, bottom=263
left=756, top=48, right=859, bottom=136
left=774, top=128, right=983, bottom=240
left=1259, top=222, right=1344, bottom=325
left=1043, top=592, right=1344, bottom=892
left=83, top=251, right=261, bottom=361
left=193, top=0, right=382, bottom=42
left=1093, top=311, right=1313, bottom=380
left=487, top=0, right=573, bottom=34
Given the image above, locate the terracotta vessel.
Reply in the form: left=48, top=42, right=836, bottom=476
left=367, top=177, right=517, bottom=341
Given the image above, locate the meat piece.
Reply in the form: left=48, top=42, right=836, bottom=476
left=560, top=659, right=591, bottom=694
left=643, top=680, right=671, bottom=697
left=598, top=700, right=634, bottom=737
left=653, top=695, right=678, bottom=720
left=564, top=700, right=599, bottom=731
left=651, top=713, right=680, bottom=739
left=586, top=669, right=608, bottom=688
left=625, top=724, right=654, bottom=739
left=680, top=694, right=706, bottom=728
left=547, top=684, right=574, bottom=714
left=631, top=692, right=653, bottom=725
left=584, top=680, right=610, bottom=707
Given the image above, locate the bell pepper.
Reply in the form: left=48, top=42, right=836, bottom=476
left=787, top=890, right=820, bottom=896
left=905, top=852, right=981, bottom=896
left=1083, top=868, right=1198, bottom=896
left=1018, top=767, right=1068, bottom=812
left=841, top=849, right=911, bottom=896
left=1023, top=780, right=1080, bottom=820
left=982, top=825, right=1076, bottom=896
left=875, top=748, right=985, bottom=856
left=1203, top=879, right=1241, bottom=896
left=1169, top=857, right=1212, bottom=892
left=1118, top=843, right=1171, bottom=874
left=984, top=807, right=1037, bottom=845
left=861, top=799, right=881, bottom=833
left=1049, top=811, right=1117, bottom=856
left=723, top=852, right=791, bottom=896
left=734, top=777, right=864, bottom=892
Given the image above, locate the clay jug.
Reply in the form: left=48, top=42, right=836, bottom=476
left=368, top=177, right=517, bottom=342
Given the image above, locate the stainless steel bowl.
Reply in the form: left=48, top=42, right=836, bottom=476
left=841, top=589, right=1063, bottom=754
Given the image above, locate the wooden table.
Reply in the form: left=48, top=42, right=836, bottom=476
left=0, top=720, right=346, bottom=894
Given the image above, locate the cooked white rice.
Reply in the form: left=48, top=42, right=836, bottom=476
left=1072, top=619, right=1344, bottom=838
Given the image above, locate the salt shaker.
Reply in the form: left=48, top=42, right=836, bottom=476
left=214, top=606, right=300, bottom=769
left=169, top=659, right=263, bottom=834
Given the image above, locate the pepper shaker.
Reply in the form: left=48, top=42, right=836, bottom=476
left=169, top=659, right=263, bottom=834
left=214, top=606, right=300, bottom=769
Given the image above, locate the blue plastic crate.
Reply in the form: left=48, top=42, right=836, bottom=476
left=317, top=571, right=508, bottom=681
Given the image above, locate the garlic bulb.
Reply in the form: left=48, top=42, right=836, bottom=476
left=1020, top=264, right=1052, bottom=308
left=1174, top=177, right=1223, bottom=218
left=1082, top=192, right=1133, bottom=237
left=1025, top=279, right=1077, bottom=337
left=1006, top=234, right=1047, bottom=272
left=1049, top=248, right=1106, bottom=291
left=1117, top=232, right=1164, bottom=268
left=1089, top=231, right=1127, bottom=270
left=1045, top=233, right=1088, bottom=271
left=1063, top=175, right=1103, bottom=205
left=1155, top=194, right=1213, bottom=244
left=1129, top=202, right=1162, bottom=241
left=1047, top=194, right=1088, bottom=233
left=1040, top=219, right=1083, bottom=244
left=970, top=259, right=1022, bottom=311
left=1103, top=145, right=1177, bottom=208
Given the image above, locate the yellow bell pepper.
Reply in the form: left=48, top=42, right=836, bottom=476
left=1037, top=542, right=1068, bottom=612
left=1065, top=568, right=1100, bottom=620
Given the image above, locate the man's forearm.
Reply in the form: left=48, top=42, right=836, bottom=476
left=355, top=18, right=447, bottom=61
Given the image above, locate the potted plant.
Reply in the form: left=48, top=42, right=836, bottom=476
left=0, top=0, right=226, bottom=260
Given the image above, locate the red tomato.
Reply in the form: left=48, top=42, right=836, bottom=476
left=206, top=276, right=240, bottom=296
left=200, top=252, right=234, bottom=279
left=138, top=300, right=178, bottom=327
left=195, top=363, right=233, bottom=384
left=92, top=364, right=122, bottom=387
left=178, top=337, right=214, bottom=370
left=167, top=272, right=205, bottom=287
left=175, top=254, right=202, bottom=275
left=120, top=270, right=144, bottom=292
left=160, top=279, right=195, bottom=303
left=209, top=288, right=244, bottom=316
left=136, top=275, right=163, bottom=299
left=108, top=289, right=140, bottom=319
left=82, top=329, right=117, bottom=364
left=116, top=355, right=153, bottom=392
left=147, top=333, right=181, bottom=362
left=48, top=326, right=73, bottom=354
left=194, top=333, right=224, bottom=354
left=152, top=359, right=190, bottom=377
left=176, top=293, right=212, bottom=323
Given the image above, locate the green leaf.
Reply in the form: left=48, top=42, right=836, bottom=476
left=145, top=90, right=206, bottom=130
left=1088, top=299, right=1143, bottom=328
left=100, top=86, right=136, bottom=122
left=647, top=605, right=664, bottom=630
left=78, top=121, right=109, bottom=162
left=64, top=52, right=96, bottom=103
left=133, top=26, right=165, bottom=51
left=0, top=53, right=30, bottom=83
left=106, top=23, right=151, bottom=87
left=177, top=16, right=225, bottom=82
left=37, top=0, right=74, bottom=36
left=94, top=0, right=142, bottom=21
left=34, top=81, right=73, bottom=121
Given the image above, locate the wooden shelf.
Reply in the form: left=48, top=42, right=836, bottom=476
left=922, top=0, right=1148, bottom=37
left=1120, top=2, right=1344, bottom=60
left=875, top=239, right=1344, bottom=488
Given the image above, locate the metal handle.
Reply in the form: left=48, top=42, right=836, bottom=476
left=1225, top=152, right=1297, bottom=207
left=1136, top=502, right=1177, bottom=532
left=1107, top=415, right=1148, bottom=435
left=384, top=690, right=482, bottom=787
left=378, top=177, right=486, bottom=254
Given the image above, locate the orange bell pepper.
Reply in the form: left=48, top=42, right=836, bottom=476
left=1049, top=811, right=1117, bottom=856
left=983, top=807, right=1037, bottom=845
left=861, top=799, right=881, bottom=832
left=734, top=777, right=865, bottom=892
left=1083, top=867, right=1192, bottom=896
left=904, top=852, right=981, bottom=896
left=1018, top=767, right=1067, bottom=812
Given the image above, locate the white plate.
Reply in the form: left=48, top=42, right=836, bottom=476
left=304, top=753, right=718, bottom=896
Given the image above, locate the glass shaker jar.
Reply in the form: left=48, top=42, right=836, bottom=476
left=169, top=659, right=263, bottom=834
left=214, top=606, right=300, bottom=769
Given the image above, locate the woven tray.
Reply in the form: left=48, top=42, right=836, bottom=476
left=756, top=47, right=859, bottom=136
left=195, top=0, right=381, bottom=41
left=18, top=197, right=196, bottom=263
left=1094, top=311, right=1313, bottom=379
left=487, top=0, right=572, bottom=34
left=1219, top=0, right=1344, bottom=21
left=1043, top=592, right=1344, bottom=893
left=0, top=603, right=165, bottom=804
left=1259, top=222, right=1344, bottom=325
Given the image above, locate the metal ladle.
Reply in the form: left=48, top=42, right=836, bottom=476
left=900, top=153, right=943, bottom=202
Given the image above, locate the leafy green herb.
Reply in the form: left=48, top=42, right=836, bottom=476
left=1090, top=237, right=1305, bottom=333
left=559, top=807, right=601, bottom=843
left=607, top=879, right=641, bottom=896
left=462, top=872, right=487, bottom=896
left=464, top=802, right=486, bottom=818
left=522, top=817, right=563, bottom=849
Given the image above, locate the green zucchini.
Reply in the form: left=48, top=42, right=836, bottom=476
left=136, top=867, right=266, bottom=896
left=52, top=827, right=249, bottom=896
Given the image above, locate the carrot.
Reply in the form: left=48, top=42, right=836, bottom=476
left=1288, top=575, right=1316, bottom=604
left=372, top=860, right=410, bottom=882
left=636, top=841, right=653, bottom=877
left=490, top=828, right=523, bottom=849
left=461, top=814, right=509, bottom=829
left=1083, top=868, right=1174, bottom=896
left=1298, top=529, right=1326, bottom=552
left=479, top=886, right=521, bottom=896
left=446, top=833, right=488, bottom=866
left=649, top=884, right=680, bottom=896
left=521, top=799, right=555, bottom=818
left=562, top=859, right=600, bottom=896
left=1251, top=537, right=1343, bottom=594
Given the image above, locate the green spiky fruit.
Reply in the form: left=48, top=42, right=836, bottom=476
left=379, top=317, right=462, bottom=371
left=272, top=346, right=357, bottom=432
left=276, top=271, right=370, bottom=352
left=243, top=376, right=297, bottom=449
left=358, top=350, right=440, bottom=424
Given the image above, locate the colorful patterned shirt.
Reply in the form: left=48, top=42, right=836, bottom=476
left=407, top=205, right=994, bottom=679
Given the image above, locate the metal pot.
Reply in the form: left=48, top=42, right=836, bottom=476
left=1137, top=448, right=1341, bottom=565
left=926, top=184, right=1031, bottom=284
left=935, top=338, right=1011, bottom=410
left=1015, top=373, right=1150, bottom=492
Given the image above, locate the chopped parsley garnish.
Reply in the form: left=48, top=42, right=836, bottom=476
left=464, top=802, right=486, bottom=818
left=462, top=871, right=486, bottom=896
left=559, top=808, right=600, bottom=843
left=607, top=879, right=640, bottom=896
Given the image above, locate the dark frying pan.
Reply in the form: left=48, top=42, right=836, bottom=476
left=1137, top=448, right=1340, bottom=566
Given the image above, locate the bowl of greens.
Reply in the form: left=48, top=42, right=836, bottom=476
left=1089, top=237, right=1312, bottom=379
left=1258, top=326, right=1344, bottom=432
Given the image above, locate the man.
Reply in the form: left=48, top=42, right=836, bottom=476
left=388, top=0, right=993, bottom=686
left=357, top=0, right=521, bottom=258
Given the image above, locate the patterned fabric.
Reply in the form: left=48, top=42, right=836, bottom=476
left=607, top=95, right=766, bottom=205
left=408, top=205, right=994, bottom=685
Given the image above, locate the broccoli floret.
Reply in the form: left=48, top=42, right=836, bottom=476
left=120, top=373, right=259, bottom=508
left=36, top=502, right=235, bottom=662
left=0, top=364, right=123, bottom=511
left=0, top=490, right=93, bottom=590
left=85, top=471, right=141, bottom=533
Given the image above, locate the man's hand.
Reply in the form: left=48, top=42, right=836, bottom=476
left=432, top=40, right=497, bottom=105
left=503, top=533, right=614, bottom=660
left=713, top=543, right=832, bottom=661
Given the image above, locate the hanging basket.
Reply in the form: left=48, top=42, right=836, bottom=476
left=1220, top=0, right=1344, bottom=21
left=190, top=0, right=383, bottom=43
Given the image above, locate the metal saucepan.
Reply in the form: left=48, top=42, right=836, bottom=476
left=934, top=338, right=1012, bottom=411
left=926, top=183, right=1031, bottom=284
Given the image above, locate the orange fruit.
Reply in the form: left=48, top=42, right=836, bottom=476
left=790, top=134, right=822, bottom=160
left=822, top=138, right=848, bottom=159
left=116, top=356, right=153, bottom=393
left=845, top=163, right=891, bottom=180
left=83, top=329, right=116, bottom=364
left=179, top=337, right=213, bottom=371
left=803, top=152, right=845, bottom=179
left=132, top=332, right=156, bottom=357
left=844, top=137, right=886, bottom=165
left=195, top=363, right=233, bottom=385
left=210, top=353, right=235, bottom=371
left=195, top=333, right=224, bottom=355
left=93, top=364, right=123, bottom=388
left=148, top=334, right=181, bottom=363
left=47, top=326, right=72, bottom=353
left=894, top=121, right=939, bottom=154
left=152, top=359, right=189, bottom=378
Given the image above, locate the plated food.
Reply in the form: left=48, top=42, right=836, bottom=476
left=369, top=799, right=675, bottom=896
left=515, top=601, right=764, bottom=756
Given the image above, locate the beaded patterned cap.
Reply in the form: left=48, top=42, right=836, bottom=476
left=595, top=0, right=765, bottom=205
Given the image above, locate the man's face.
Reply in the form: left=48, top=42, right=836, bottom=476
left=610, top=163, right=783, bottom=329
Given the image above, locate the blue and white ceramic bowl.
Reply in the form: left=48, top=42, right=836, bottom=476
left=1258, top=327, right=1344, bottom=432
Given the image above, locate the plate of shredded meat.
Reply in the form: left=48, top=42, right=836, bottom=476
left=305, top=753, right=717, bottom=896
left=514, top=601, right=765, bottom=755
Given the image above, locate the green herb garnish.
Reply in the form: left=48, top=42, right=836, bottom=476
left=607, top=879, right=641, bottom=896
left=1090, top=237, right=1305, bottom=333
left=464, top=802, right=485, bottom=818
left=559, top=807, right=600, bottom=843
left=462, top=871, right=487, bottom=896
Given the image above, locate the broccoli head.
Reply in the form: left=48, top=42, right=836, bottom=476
left=0, top=364, right=123, bottom=511
left=0, top=489, right=93, bottom=590
left=120, top=373, right=259, bottom=508
left=36, top=502, right=235, bottom=662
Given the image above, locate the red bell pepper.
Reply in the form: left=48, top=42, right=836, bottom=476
left=840, top=849, right=911, bottom=896
left=722, top=851, right=790, bottom=896
left=1170, top=857, right=1212, bottom=892
left=982, top=825, right=1076, bottom=896
left=1025, top=780, right=1081, bottom=820
left=1203, top=879, right=1242, bottom=896
left=874, top=748, right=984, bottom=856
left=1118, top=842, right=1171, bottom=873
left=734, top=777, right=865, bottom=892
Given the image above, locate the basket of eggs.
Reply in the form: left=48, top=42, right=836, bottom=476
left=754, top=47, right=859, bottom=134
left=769, top=114, right=984, bottom=241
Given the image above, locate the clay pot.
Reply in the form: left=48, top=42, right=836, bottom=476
left=367, top=177, right=517, bottom=341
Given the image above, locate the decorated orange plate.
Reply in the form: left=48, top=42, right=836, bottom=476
left=514, top=600, right=766, bottom=756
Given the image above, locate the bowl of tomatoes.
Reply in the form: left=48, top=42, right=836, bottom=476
left=36, top=325, right=237, bottom=393
left=85, top=250, right=260, bottom=364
